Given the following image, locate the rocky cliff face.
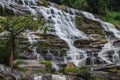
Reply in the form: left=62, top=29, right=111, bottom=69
left=0, top=0, right=120, bottom=80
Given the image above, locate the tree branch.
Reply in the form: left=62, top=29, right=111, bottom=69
left=14, top=26, right=27, bottom=37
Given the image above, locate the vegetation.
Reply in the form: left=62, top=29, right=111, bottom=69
left=0, top=15, right=46, bottom=68
left=60, top=0, right=88, bottom=10
left=36, top=68, right=47, bottom=74
left=60, top=48, right=66, bottom=56
left=0, top=39, right=10, bottom=65
left=42, top=0, right=48, bottom=6
left=40, top=60, right=52, bottom=73
left=102, top=11, right=120, bottom=25
left=65, top=66, right=94, bottom=80
left=60, top=0, right=120, bottom=26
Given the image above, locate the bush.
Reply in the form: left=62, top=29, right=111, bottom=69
left=17, top=67, right=28, bottom=72
left=60, top=48, right=66, bottom=56
left=64, top=67, right=78, bottom=73
left=102, top=11, right=120, bottom=26
left=76, top=16, right=83, bottom=26
left=40, top=60, right=52, bottom=73
left=65, top=66, right=93, bottom=80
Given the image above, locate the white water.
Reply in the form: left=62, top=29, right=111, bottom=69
left=26, top=31, right=37, bottom=44
left=0, top=0, right=120, bottom=67
left=81, top=11, right=120, bottom=65
left=38, top=6, right=89, bottom=67
left=33, top=47, right=44, bottom=60
left=34, top=75, right=42, bottom=80
left=81, top=11, right=120, bottom=39
left=52, top=75, right=66, bottom=80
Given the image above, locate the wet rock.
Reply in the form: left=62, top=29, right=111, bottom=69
left=113, top=40, right=120, bottom=48
left=67, top=75, right=84, bottom=80
left=92, top=71, right=120, bottom=80
left=43, top=75, right=52, bottom=80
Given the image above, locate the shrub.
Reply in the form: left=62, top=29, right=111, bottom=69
left=65, top=66, right=93, bottom=80
left=36, top=68, right=47, bottom=74
left=40, top=60, right=52, bottom=73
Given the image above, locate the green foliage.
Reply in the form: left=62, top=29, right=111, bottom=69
left=36, top=68, right=47, bottom=74
left=0, top=15, right=46, bottom=34
left=0, top=38, right=10, bottom=65
left=65, top=66, right=93, bottom=80
left=0, top=15, right=46, bottom=67
left=13, top=60, right=28, bottom=72
left=60, top=0, right=120, bottom=14
left=76, top=16, right=83, bottom=26
left=102, top=11, right=120, bottom=26
left=42, top=0, right=48, bottom=7
left=13, top=60, right=27, bottom=69
left=17, top=67, right=28, bottom=72
left=60, top=0, right=88, bottom=10
left=60, top=48, right=66, bottom=56
left=64, top=67, right=78, bottom=73
left=73, top=0, right=88, bottom=10
left=40, top=60, right=52, bottom=73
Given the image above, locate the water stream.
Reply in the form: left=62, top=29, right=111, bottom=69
left=0, top=1, right=120, bottom=79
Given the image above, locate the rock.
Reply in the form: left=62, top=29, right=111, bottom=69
left=92, top=71, right=120, bottom=80
left=67, top=75, right=84, bottom=80
left=113, top=39, right=120, bottom=48
left=15, top=60, right=46, bottom=72
left=56, top=5, right=66, bottom=11
left=37, top=0, right=43, bottom=5
left=66, top=62, right=76, bottom=68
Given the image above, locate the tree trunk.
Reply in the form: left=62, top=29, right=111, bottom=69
left=9, top=35, right=15, bottom=68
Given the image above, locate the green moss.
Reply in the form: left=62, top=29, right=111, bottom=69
left=40, top=60, right=52, bottom=73
left=64, top=67, right=78, bottom=73
left=65, top=66, right=94, bottom=80
left=17, top=67, right=28, bottom=72
left=60, top=48, right=66, bottom=56
left=13, top=60, right=27, bottom=69
left=42, top=0, right=48, bottom=7
left=75, top=15, right=105, bottom=36
left=36, top=68, right=47, bottom=74
left=76, top=16, right=83, bottom=26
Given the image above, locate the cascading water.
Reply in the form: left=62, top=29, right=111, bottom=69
left=1, top=0, right=120, bottom=68
left=52, top=75, right=66, bottom=80
left=80, top=11, right=120, bottom=65
left=34, top=75, right=42, bottom=80
left=37, top=5, right=89, bottom=67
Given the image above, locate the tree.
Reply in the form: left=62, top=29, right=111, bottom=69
left=73, top=0, right=88, bottom=10
left=0, top=39, right=10, bottom=65
left=0, top=15, right=47, bottom=68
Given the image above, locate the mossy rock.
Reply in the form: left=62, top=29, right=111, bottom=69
left=75, top=16, right=105, bottom=37
left=39, top=60, right=52, bottom=73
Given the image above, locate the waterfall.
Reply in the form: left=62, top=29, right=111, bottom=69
left=0, top=0, right=120, bottom=67
left=34, top=75, right=42, bottom=80
left=81, top=11, right=120, bottom=39
left=80, top=11, right=120, bottom=65
left=52, top=75, right=66, bottom=80
left=26, top=30, right=37, bottom=44
left=37, top=5, right=89, bottom=67
left=33, top=47, right=44, bottom=60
